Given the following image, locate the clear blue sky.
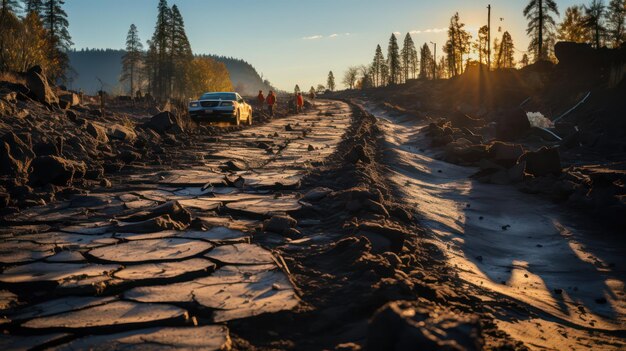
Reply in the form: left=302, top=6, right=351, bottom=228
left=66, top=0, right=580, bottom=90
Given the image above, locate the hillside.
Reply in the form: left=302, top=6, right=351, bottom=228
left=67, top=49, right=272, bottom=95
left=205, top=55, right=274, bottom=95
left=67, top=49, right=126, bottom=94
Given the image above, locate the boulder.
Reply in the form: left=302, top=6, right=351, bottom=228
left=520, top=146, right=562, bottom=177
left=144, top=111, right=183, bottom=134
left=59, top=93, right=80, bottom=107
left=496, top=109, right=531, bottom=141
left=85, top=122, right=109, bottom=143
left=107, top=124, right=137, bottom=142
left=29, top=156, right=86, bottom=186
left=0, top=132, right=35, bottom=176
left=32, top=139, right=60, bottom=156
left=58, top=100, right=71, bottom=110
left=487, top=141, right=524, bottom=167
left=444, top=138, right=487, bottom=164
left=119, top=149, right=141, bottom=164
left=25, top=66, right=58, bottom=105
left=264, top=215, right=297, bottom=235
left=368, top=301, right=481, bottom=351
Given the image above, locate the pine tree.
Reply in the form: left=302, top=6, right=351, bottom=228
left=169, top=5, right=192, bottom=98
left=151, top=0, right=172, bottom=99
left=42, top=0, right=72, bottom=80
left=521, top=53, right=530, bottom=67
left=583, top=0, right=607, bottom=49
left=121, top=24, right=144, bottom=96
left=524, top=0, right=559, bottom=62
left=327, top=71, right=335, bottom=91
left=605, top=0, right=625, bottom=47
left=387, top=33, right=400, bottom=84
left=558, top=6, right=590, bottom=42
left=495, top=31, right=515, bottom=68
left=438, top=56, right=448, bottom=79
left=0, top=0, right=21, bottom=19
left=25, top=0, right=43, bottom=15
left=371, top=44, right=386, bottom=87
left=144, top=40, right=157, bottom=96
left=419, top=43, right=433, bottom=79
left=400, top=33, right=418, bottom=82
left=446, top=12, right=472, bottom=76
left=475, top=25, right=490, bottom=65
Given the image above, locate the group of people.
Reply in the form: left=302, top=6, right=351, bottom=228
left=256, top=90, right=308, bottom=117
left=256, top=90, right=278, bottom=117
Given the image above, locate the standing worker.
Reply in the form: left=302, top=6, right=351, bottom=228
left=266, top=90, right=276, bottom=118
left=256, top=90, right=265, bottom=109
left=296, top=92, right=304, bottom=114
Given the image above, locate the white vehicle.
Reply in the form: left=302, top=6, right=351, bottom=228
left=188, top=92, right=252, bottom=125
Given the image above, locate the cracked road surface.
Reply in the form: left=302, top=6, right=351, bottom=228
left=0, top=100, right=352, bottom=350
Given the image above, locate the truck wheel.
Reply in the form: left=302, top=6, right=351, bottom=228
left=247, top=111, right=253, bottom=125
left=235, top=111, right=241, bottom=126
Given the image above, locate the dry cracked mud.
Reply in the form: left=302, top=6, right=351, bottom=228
left=0, top=100, right=351, bottom=350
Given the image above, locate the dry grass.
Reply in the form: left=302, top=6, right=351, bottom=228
left=0, top=71, right=26, bottom=85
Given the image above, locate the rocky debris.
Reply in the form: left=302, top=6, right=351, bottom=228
left=106, top=124, right=136, bottom=142
left=25, top=66, right=59, bottom=105
left=59, top=92, right=80, bottom=107
left=85, top=121, right=109, bottom=143
left=0, top=132, right=34, bottom=177
left=29, top=156, right=86, bottom=186
left=519, top=146, right=562, bottom=177
left=144, top=111, right=184, bottom=134
left=367, top=301, right=482, bottom=351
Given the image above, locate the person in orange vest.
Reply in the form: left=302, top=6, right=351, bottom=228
left=296, top=92, right=304, bottom=114
left=256, top=90, right=265, bottom=109
left=266, top=90, right=276, bottom=117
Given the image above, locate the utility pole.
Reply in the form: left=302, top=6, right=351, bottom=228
left=487, top=4, right=491, bottom=70
left=430, top=41, right=437, bottom=79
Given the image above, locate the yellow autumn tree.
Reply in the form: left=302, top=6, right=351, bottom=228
left=1, top=11, right=53, bottom=74
left=185, top=57, right=233, bottom=99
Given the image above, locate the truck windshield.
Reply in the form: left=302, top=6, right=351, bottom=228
left=200, top=93, right=236, bottom=100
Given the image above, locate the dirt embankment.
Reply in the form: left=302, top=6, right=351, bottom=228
left=332, top=42, right=626, bottom=229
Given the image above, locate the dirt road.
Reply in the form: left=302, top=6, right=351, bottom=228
left=361, top=100, right=626, bottom=350
left=0, top=100, right=352, bottom=350
left=2, top=98, right=624, bottom=350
